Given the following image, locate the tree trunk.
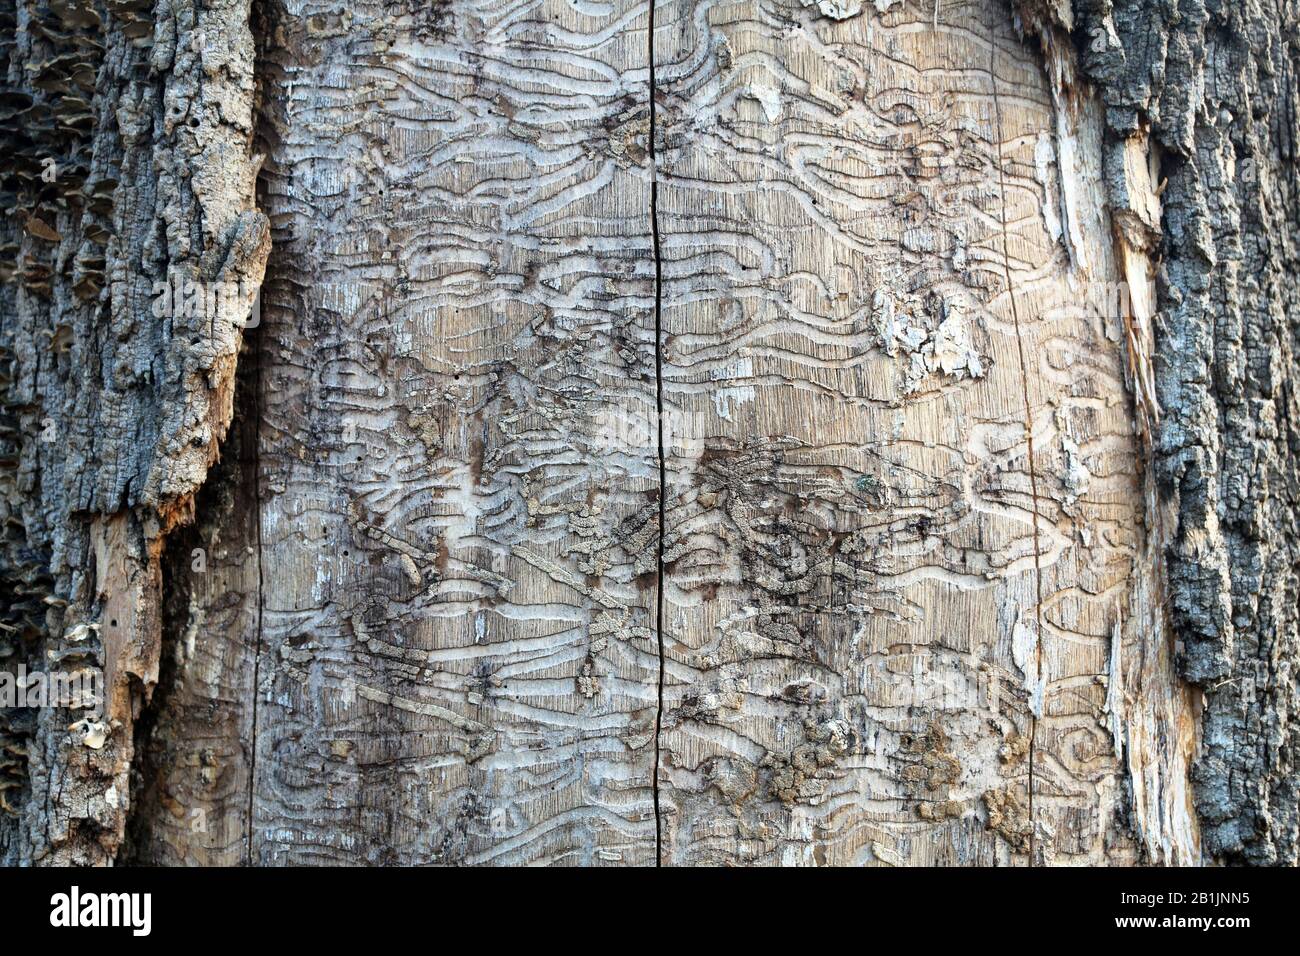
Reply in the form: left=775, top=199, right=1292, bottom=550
left=1, top=0, right=1296, bottom=866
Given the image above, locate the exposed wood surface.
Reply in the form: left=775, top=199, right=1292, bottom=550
left=245, top=0, right=662, bottom=865
left=652, top=0, right=1153, bottom=865
left=132, top=0, right=1159, bottom=865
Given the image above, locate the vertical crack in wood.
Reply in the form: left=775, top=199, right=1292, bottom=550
left=245, top=317, right=266, bottom=867
left=245, top=7, right=269, bottom=865
left=988, top=27, right=1044, bottom=866
left=648, top=0, right=666, bottom=868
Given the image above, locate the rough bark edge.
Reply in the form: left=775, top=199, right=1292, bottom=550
left=1, top=0, right=267, bottom=864
left=1016, top=0, right=1300, bottom=865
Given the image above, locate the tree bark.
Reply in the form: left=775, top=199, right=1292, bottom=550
left=1, top=0, right=1296, bottom=866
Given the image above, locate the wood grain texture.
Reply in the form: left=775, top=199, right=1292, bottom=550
left=245, top=0, right=661, bottom=864
left=138, top=0, right=1154, bottom=866
left=651, top=0, right=1148, bottom=865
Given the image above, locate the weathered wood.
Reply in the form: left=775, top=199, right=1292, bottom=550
left=123, top=356, right=261, bottom=865
left=2, top=0, right=1296, bottom=866
left=239, top=0, right=662, bottom=865
left=650, top=0, right=1168, bottom=865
